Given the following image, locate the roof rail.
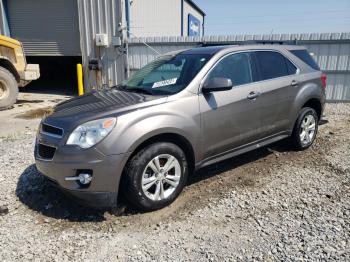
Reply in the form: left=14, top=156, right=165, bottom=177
left=238, top=39, right=298, bottom=45
left=202, top=39, right=298, bottom=47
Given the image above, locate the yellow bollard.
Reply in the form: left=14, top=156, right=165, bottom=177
left=77, top=64, right=84, bottom=96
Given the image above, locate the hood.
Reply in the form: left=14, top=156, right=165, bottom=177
left=44, top=89, right=166, bottom=130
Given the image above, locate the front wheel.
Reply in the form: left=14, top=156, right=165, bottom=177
left=0, top=67, right=18, bottom=110
left=291, top=107, right=319, bottom=150
left=123, top=142, right=188, bottom=211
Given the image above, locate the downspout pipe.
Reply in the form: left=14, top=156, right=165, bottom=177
left=202, top=15, right=205, bottom=37
left=181, top=0, right=184, bottom=36
left=125, top=0, right=130, bottom=37
left=2, top=0, right=10, bottom=36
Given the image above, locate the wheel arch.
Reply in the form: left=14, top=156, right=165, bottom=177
left=118, top=132, right=196, bottom=196
left=128, top=132, right=195, bottom=173
left=301, top=98, right=322, bottom=120
left=0, top=58, right=20, bottom=82
left=289, top=79, right=325, bottom=131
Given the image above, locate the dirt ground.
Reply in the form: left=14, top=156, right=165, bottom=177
left=0, top=93, right=70, bottom=136
left=0, top=98, right=349, bottom=261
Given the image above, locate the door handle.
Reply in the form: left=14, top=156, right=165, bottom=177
left=247, top=91, right=261, bottom=100
left=291, top=80, right=299, bottom=87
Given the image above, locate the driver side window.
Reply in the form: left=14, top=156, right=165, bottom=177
left=207, top=52, right=253, bottom=86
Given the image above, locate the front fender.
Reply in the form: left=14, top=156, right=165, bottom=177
left=95, top=99, right=201, bottom=158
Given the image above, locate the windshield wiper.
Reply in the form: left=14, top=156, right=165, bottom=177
left=124, top=87, right=154, bottom=95
left=113, top=85, right=153, bottom=95
left=112, top=84, right=126, bottom=90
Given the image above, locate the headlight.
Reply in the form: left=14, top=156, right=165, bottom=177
left=66, top=118, right=116, bottom=149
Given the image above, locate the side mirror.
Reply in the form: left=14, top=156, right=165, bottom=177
left=202, top=77, right=233, bottom=93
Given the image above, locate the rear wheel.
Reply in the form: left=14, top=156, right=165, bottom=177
left=291, top=107, right=318, bottom=150
left=123, top=142, right=188, bottom=211
left=0, top=67, right=18, bottom=110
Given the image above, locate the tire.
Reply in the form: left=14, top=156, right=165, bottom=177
left=0, top=67, right=18, bottom=110
left=291, top=107, right=319, bottom=150
left=123, top=142, right=188, bottom=211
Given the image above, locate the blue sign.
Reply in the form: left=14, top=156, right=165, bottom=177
left=188, top=14, right=201, bottom=36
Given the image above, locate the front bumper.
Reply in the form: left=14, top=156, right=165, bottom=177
left=34, top=132, right=131, bottom=209
left=19, top=64, right=40, bottom=87
left=44, top=175, right=119, bottom=209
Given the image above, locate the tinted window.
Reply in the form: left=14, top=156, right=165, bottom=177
left=207, top=52, right=253, bottom=86
left=290, top=49, right=320, bottom=70
left=285, top=58, right=297, bottom=75
left=256, top=51, right=295, bottom=80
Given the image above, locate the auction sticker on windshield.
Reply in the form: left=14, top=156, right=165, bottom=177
left=152, top=78, right=177, bottom=88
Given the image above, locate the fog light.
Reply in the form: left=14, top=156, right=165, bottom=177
left=79, top=173, right=92, bottom=185
left=65, top=173, right=92, bottom=185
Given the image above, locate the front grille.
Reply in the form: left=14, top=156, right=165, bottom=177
left=41, top=123, right=63, bottom=137
left=38, top=143, right=56, bottom=160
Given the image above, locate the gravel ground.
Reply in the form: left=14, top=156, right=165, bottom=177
left=0, top=103, right=349, bottom=261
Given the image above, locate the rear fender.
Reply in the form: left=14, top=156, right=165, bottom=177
left=289, top=80, right=323, bottom=130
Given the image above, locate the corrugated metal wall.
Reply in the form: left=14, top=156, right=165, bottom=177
left=7, top=0, right=81, bottom=56
left=128, top=33, right=350, bottom=101
left=77, top=0, right=125, bottom=91
left=303, top=41, right=350, bottom=102
left=128, top=41, right=198, bottom=74
left=0, top=0, right=125, bottom=90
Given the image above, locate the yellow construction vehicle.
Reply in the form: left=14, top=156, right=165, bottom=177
left=0, top=35, right=40, bottom=110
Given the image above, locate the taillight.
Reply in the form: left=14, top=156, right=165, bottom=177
left=321, top=73, right=327, bottom=88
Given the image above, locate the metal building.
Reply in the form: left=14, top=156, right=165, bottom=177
left=0, top=1, right=349, bottom=102
left=0, top=0, right=126, bottom=93
left=0, top=0, right=205, bottom=94
left=127, top=0, right=205, bottom=37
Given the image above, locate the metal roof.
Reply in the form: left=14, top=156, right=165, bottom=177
left=185, top=0, right=205, bottom=16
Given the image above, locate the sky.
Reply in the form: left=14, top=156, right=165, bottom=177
left=193, top=0, right=350, bottom=36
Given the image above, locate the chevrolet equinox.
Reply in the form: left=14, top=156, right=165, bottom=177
left=35, top=45, right=326, bottom=211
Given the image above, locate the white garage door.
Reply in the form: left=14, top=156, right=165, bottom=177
left=7, top=0, right=81, bottom=56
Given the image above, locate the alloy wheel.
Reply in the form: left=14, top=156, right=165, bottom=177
left=141, top=154, right=181, bottom=201
left=299, top=114, right=316, bottom=146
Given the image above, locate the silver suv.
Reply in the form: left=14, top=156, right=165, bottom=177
left=35, top=45, right=326, bottom=211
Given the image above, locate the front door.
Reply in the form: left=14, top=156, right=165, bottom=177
left=199, top=52, right=263, bottom=160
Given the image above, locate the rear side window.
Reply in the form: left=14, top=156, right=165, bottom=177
left=285, top=59, right=298, bottom=75
left=255, top=51, right=296, bottom=81
left=290, top=49, right=320, bottom=70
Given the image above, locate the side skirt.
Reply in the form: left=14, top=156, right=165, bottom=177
left=195, top=132, right=290, bottom=170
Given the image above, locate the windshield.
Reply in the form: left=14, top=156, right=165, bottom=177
left=121, top=53, right=211, bottom=95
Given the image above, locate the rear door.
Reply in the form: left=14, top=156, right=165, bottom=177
left=199, top=52, right=263, bottom=160
left=253, top=50, right=299, bottom=137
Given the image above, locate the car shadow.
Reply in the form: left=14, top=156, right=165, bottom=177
left=16, top=140, right=291, bottom=220
left=16, top=164, right=106, bottom=222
